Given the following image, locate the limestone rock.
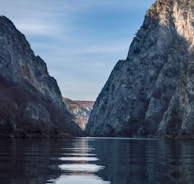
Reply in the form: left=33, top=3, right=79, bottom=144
left=0, top=16, right=62, bottom=107
left=87, top=0, right=194, bottom=138
left=0, top=16, right=81, bottom=137
left=63, top=98, right=94, bottom=130
left=24, top=102, right=51, bottom=124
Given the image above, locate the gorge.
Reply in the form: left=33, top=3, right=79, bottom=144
left=2, top=0, right=194, bottom=139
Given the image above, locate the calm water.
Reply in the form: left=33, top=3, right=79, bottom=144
left=0, top=137, right=194, bottom=184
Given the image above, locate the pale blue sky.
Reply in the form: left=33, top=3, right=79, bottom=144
left=1, top=0, right=155, bottom=101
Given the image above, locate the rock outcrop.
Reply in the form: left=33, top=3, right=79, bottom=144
left=0, top=16, right=81, bottom=137
left=63, top=98, right=94, bottom=130
left=87, top=0, right=194, bottom=138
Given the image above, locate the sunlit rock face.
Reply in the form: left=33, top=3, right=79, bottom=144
left=0, top=16, right=82, bottom=137
left=63, top=98, right=94, bottom=130
left=87, top=0, right=194, bottom=138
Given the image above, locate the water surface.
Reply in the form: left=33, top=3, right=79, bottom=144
left=0, top=137, right=194, bottom=184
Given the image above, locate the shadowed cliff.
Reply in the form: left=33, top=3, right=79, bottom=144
left=0, top=16, right=82, bottom=137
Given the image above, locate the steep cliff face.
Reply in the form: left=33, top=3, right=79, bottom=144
left=87, top=0, right=194, bottom=138
left=0, top=16, right=81, bottom=137
left=63, top=98, right=94, bottom=130
left=0, top=16, right=62, bottom=107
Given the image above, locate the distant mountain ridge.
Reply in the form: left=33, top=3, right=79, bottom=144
left=87, top=0, right=194, bottom=138
left=0, top=16, right=82, bottom=137
left=74, top=100, right=94, bottom=110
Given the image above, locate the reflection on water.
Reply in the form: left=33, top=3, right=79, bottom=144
left=53, top=175, right=109, bottom=184
left=0, top=138, right=194, bottom=184
left=93, top=138, right=194, bottom=184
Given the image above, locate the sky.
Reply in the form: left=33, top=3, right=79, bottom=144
left=0, top=0, right=155, bottom=101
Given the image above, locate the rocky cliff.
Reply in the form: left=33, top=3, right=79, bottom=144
left=63, top=98, right=94, bottom=130
left=0, top=16, right=81, bottom=137
left=87, top=0, right=194, bottom=138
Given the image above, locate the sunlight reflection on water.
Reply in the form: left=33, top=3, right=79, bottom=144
left=51, top=138, right=108, bottom=184
left=59, top=163, right=104, bottom=172
left=59, top=156, right=98, bottom=161
left=48, top=175, right=110, bottom=184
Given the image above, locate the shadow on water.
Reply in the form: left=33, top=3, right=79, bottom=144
left=1, top=138, right=194, bottom=184
left=0, top=138, right=62, bottom=184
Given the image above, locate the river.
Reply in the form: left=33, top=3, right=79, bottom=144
left=0, top=137, right=194, bottom=184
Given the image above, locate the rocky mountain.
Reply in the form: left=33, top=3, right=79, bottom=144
left=0, top=16, right=82, bottom=137
left=87, top=0, right=194, bottom=138
left=74, top=100, right=94, bottom=110
left=63, top=98, right=94, bottom=130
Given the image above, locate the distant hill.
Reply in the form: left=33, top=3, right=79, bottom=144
left=74, top=101, right=94, bottom=110
left=63, top=98, right=94, bottom=130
